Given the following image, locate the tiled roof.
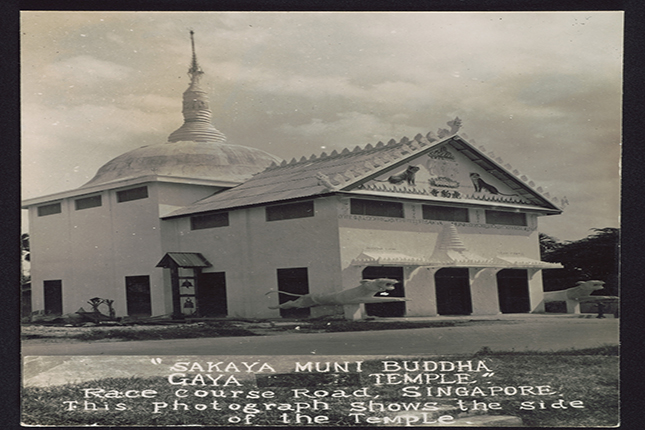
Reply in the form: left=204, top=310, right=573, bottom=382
left=156, top=252, right=212, bottom=268
left=165, top=132, right=445, bottom=217
left=164, top=131, right=562, bottom=218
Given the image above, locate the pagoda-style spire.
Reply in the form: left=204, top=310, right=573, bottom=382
left=428, top=223, right=493, bottom=266
left=438, top=223, right=467, bottom=251
left=168, top=31, right=226, bottom=143
left=189, top=30, right=202, bottom=76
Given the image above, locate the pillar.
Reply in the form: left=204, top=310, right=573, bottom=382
left=341, top=265, right=367, bottom=320
left=470, top=267, right=502, bottom=316
left=404, top=266, right=439, bottom=317
left=527, top=269, right=547, bottom=313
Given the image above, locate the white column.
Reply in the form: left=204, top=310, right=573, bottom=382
left=405, top=266, right=439, bottom=317
left=527, top=268, right=546, bottom=313
left=341, top=265, right=367, bottom=320
left=470, top=267, right=502, bottom=316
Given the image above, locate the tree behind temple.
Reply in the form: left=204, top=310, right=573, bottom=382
left=540, top=228, right=619, bottom=296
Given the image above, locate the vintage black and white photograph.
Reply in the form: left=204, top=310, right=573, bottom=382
left=20, top=11, right=621, bottom=427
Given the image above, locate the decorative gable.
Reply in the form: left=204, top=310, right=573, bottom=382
left=353, top=140, right=539, bottom=208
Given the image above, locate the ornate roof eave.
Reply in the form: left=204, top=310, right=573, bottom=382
left=493, top=254, right=564, bottom=269
left=424, top=252, right=564, bottom=269
left=420, top=260, right=563, bottom=270
left=351, top=249, right=429, bottom=266
left=351, top=254, right=562, bottom=270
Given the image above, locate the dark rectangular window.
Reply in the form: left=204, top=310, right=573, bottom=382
left=75, top=195, right=102, bottom=210
left=422, top=205, right=469, bottom=222
left=43, top=280, right=63, bottom=315
left=125, top=275, right=152, bottom=317
left=37, top=203, right=62, bottom=217
left=117, top=186, right=148, bottom=203
left=350, top=198, right=404, bottom=218
left=266, top=201, right=314, bottom=221
left=485, top=210, right=527, bottom=226
left=191, top=212, right=229, bottom=230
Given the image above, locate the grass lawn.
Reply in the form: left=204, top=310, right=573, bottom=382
left=21, top=319, right=474, bottom=342
left=22, top=346, right=618, bottom=427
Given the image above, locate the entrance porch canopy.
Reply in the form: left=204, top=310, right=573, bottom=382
left=352, top=249, right=428, bottom=266
left=351, top=249, right=562, bottom=269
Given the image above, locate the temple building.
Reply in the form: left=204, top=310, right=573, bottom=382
left=22, top=33, right=563, bottom=320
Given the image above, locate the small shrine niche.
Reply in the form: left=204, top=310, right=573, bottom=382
left=156, top=252, right=211, bottom=319
left=178, top=267, right=197, bottom=316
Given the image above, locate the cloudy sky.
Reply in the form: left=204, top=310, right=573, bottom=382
left=20, top=11, right=623, bottom=241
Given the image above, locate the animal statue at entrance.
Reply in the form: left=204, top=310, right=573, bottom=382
left=267, top=278, right=407, bottom=310
left=541, top=280, right=608, bottom=314
left=543, top=280, right=605, bottom=302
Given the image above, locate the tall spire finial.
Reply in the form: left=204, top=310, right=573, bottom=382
left=188, top=30, right=203, bottom=77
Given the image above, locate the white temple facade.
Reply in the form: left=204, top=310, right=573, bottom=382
left=22, top=33, right=563, bottom=320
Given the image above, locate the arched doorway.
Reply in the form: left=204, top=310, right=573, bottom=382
left=497, top=269, right=530, bottom=313
left=362, top=266, right=405, bottom=317
left=434, top=268, right=472, bottom=315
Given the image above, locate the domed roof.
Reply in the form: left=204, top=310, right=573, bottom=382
left=82, top=141, right=282, bottom=187
left=81, top=31, right=282, bottom=189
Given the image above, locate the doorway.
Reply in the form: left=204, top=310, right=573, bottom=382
left=43, top=280, right=62, bottom=315
left=125, top=275, right=152, bottom=317
left=434, top=268, right=472, bottom=315
left=276, top=268, right=310, bottom=318
left=197, top=272, right=228, bottom=317
left=497, top=269, right=530, bottom=313
left=362, top=266, right=405, bottom=317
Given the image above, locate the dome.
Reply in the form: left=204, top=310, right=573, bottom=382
left=82, top=141, right=282, bottom=187
left=81, top=32, right=282, bottom=189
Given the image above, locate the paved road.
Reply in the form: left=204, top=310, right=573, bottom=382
left=23, top=318, right=618, bottom=356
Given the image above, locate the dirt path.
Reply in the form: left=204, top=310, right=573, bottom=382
left=23, top=317, right=618, bottom=357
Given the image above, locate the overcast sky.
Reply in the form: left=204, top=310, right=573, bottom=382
left=20, top=11, right=623, bottom=241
